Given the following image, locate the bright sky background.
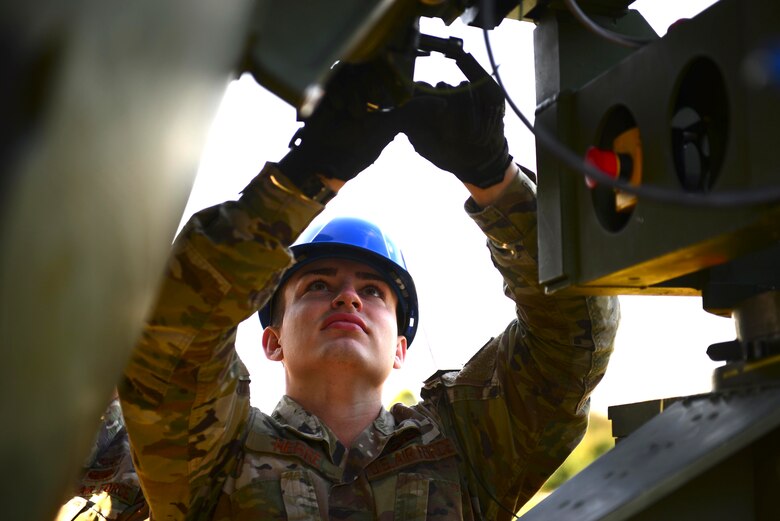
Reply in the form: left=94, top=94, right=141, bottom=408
left=180, top=0, right=731, bottom=415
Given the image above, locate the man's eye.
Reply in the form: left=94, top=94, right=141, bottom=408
left=306, top=280, right=328, bottom=292
left=363, top=285, right=384, bottom=299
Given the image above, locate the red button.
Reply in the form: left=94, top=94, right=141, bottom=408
left=585, top=147, right=619, bottom=188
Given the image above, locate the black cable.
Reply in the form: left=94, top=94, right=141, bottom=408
left=563, top=0, right=656, bottom=49
left=481, top=27, right=780, bottom=207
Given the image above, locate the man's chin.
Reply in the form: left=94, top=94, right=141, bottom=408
left=318, top=341, right=385, bottom=371
left=320, top=340, right=368, bottom=360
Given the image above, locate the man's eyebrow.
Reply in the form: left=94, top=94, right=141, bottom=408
left=356, top=271, right=386, bottom=283
left=296, top=266, right=386, bottom=283
left=297, top=267, right=337, bottom=278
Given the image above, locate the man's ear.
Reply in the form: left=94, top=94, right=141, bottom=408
left=262, top=327, right=284, bottom=362
left=393, top=336, right=408, bottom=369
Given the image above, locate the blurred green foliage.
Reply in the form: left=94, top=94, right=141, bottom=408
left=389, top=389, right=418, bottom=407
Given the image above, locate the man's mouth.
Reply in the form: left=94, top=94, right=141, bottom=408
left=322, top=313, right=367, bottom=332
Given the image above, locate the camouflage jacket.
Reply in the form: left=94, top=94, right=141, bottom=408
left=120, top=163, right=618, bottom=520
left=56, top=399, right=149, bottom=521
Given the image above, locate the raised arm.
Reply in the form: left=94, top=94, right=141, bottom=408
left=119, top=64, right=402, bottom=518
left=458, top=166, right=618, bottom=517
left=119, top=166, right=323, bottom=518
left=402, top=57, right=619, bottom=518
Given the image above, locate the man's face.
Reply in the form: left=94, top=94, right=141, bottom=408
left=263, top=257, right=407, bottom=388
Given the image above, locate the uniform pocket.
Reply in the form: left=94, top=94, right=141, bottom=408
left=393, top=473, right=465, bottom=520
left=394, top=473, right=430, bottom=521
left=229, top=479, right=286, bottom=520
left=281, top=469, right=322, bottom=521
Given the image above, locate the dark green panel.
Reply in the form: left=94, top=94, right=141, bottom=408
left=535, top=0, right=780, bottom=295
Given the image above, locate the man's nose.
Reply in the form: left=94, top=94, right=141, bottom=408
left=332, top=283, right=362, bottom=310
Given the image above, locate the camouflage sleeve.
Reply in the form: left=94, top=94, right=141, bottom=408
left=119, top=163, right=323, bottom=519
left=421, top=169, right=619, bottom=520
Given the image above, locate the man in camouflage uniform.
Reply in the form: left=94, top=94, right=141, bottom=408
left=56, top=396, right=149, bottom=521
left=119, top=58, right=618, bottom=520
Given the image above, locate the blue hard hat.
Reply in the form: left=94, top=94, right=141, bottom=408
left=258, top=217, right=419, bottom=346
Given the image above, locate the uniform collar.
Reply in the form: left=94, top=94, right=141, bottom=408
left=271, top=396, right=332, bottom=440
left=271, top=395, right=401, bottom=437
left=270, top=396, right=441, bottom=467
left=270, top=396, right=398, bottom=463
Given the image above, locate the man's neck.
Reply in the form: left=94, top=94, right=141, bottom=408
left=285, top=379, right=383, bottom=448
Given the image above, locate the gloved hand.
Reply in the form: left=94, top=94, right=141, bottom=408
left=278, top=64, right=401, bottom=192
left=400, top=54, right=512, bottom=189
